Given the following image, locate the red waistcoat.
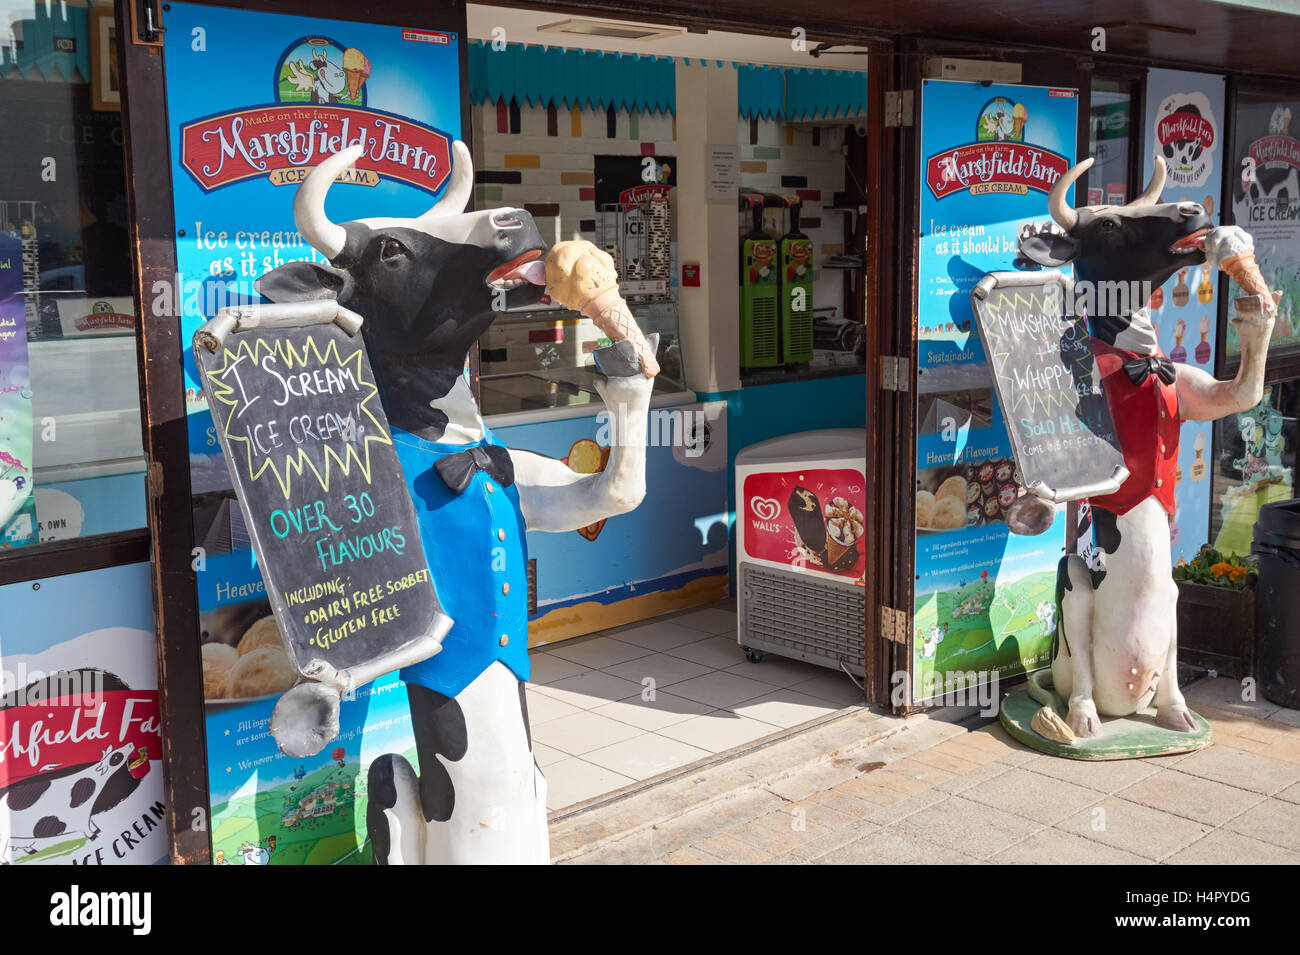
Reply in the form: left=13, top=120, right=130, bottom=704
left=1088, top=339, right=1181, bottom=517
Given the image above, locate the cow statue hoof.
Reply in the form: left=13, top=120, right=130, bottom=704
left=1066, top=698, right=1102, bottom=738
left=1156, top=704, right=1198, bottom=734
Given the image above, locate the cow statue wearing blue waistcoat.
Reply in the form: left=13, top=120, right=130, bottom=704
left=256, top=143, right=657, bottom=864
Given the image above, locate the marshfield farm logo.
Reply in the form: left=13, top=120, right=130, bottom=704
left=925, top=94, right=1071, bottom=200
left=178, top=34, right=453, bottom=195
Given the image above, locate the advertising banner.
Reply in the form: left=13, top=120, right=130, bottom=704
left=0, top=562, right=165, bottom=865
left=0, top=231, right=35, bottom=547
left=1143, top=69, right=1227, bottom=564
left=1228, top=93, right=1300, bottom=356
left=913, top=80, right=1077, bottom=704
left=162, top=2, right=464, bottom=864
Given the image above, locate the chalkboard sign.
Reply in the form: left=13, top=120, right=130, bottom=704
left=970, top=271, right=1129, bottom=503
left=194, top=304, right=450, bottom=680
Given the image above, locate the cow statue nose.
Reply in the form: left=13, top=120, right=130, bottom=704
left=1178, top=202, right=1205, bottom=216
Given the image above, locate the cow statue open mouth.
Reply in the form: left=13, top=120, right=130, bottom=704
left=255, top=142, right=658, bottom=864
left=1016, top=156, right=1278, bottom=743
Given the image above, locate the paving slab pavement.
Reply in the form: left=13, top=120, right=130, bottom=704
left=553, top=677, right=1300, bottom=864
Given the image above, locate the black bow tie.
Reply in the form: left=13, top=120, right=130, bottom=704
left=1122, top=355, right=1177, bottom=386
left=434, top=444, right=515, bottom=494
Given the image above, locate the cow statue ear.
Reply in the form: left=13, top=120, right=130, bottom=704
left=1019, top=231, right=1079, bottom=268
left=255, top=261, right=351, bottom=304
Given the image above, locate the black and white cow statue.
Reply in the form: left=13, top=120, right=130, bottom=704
left=254, top=143, right=654, bottom=864
left=1019, top=156, right=1277, bottom=739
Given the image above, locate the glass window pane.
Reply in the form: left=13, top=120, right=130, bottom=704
left=0, top=0, right=145, bottom=549
left=1209, top=379, right=1297, bottom=556
left=1088, top=79, right=1132, bottom=205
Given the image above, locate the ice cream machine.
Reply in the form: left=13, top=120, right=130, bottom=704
left=739, top=193, right=814, bottom=369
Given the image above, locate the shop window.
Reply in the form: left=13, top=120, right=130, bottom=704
left=0, top=0, right=145, bottom=549
left=1227, top=89, right=1300, bottom=358
left=1209, top=379, right=1297, bottom=556
left=1087, top=78, right=1133, bottom=204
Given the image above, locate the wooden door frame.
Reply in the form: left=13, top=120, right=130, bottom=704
left=117, top=0, right=472, bottom=865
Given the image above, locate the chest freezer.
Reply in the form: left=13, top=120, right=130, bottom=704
left=735, top=429, right=866, bottom=674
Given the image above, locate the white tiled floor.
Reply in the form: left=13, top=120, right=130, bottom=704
left=529, top=602, right=867, bottom=811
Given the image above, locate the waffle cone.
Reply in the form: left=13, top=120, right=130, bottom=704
left=1222, top=252, right=1275, bottom=310
left=582, top=287, right=660, bottom=377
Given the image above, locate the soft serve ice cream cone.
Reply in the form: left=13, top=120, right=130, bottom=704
left=539, top=240, right=660, bottom=377
left=1202, top=226, right=1276, bottom=316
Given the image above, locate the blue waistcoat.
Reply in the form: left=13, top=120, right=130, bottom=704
left=391, top=425, right=530, bottom=697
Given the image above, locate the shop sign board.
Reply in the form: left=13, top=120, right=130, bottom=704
left=970, top=270, right=1128, bottom=503
left=912, top=80, right=1077, bottom=704
left=162, top=2, right=464, bottom=864
left=194, top=317, right=447, bottom=676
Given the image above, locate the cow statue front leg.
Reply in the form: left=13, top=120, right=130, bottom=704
left=368, top=662, right=547, bottom=865
left=1053, top=555, right=1101, bottom=738
left=1153, top=616, right=1197, bottom=733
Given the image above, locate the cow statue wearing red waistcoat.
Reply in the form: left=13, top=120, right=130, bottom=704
left=1018, top=156, right=1278, bottom=741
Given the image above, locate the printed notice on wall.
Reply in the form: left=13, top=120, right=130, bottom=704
left=706, top=144, right=740, bottom=202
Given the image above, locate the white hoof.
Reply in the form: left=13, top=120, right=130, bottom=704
left=1067, top=698, right=1102, bottom=738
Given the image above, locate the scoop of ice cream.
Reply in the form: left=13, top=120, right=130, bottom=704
left=544, top=240, right=619, bottom=310
left=1204, top=226, right=1254, bottom=272
left=201, top=642, right=237, bottom=698
left=1199, top=315, right=1210, bottom=334
left=342, top=47, right=370, bottom=75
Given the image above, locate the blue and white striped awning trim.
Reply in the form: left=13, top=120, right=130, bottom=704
left=470, top=41, right=867, bottom=121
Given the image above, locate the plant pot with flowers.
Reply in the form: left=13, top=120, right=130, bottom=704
left=1172, top=546, right=1257, bottom=679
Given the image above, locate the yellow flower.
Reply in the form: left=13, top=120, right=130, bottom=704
left=1210, top=562, right=1231, bottom=578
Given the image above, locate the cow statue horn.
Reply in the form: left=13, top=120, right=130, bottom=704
left=1126, top=154, right=1167, bottom=207
left=293, top=143, right=361, bottom=260
left=417, top=140, right=475, bottom=222
left=1047, top=156, right=1091, bottom=231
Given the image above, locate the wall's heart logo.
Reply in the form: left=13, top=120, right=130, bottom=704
left=750, top=497, right=781, bottom=521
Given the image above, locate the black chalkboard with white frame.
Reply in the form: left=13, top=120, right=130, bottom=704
left=970, top=270, right=1129, bottom=503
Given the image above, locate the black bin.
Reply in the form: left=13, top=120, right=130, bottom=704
left=1253, top=500, right=1300, bottom=708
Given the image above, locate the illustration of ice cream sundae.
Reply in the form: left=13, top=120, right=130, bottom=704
left=1171, top=318, right=1187, bottom=363
left=824, top=497, right=864, bottom=570
left=1197, top=268, right=1214, bottom=304
left=1196, top=315, right=1212, bottom=364
left=1191, top=432, right=1207, bottom=482
left=1173, top=268, right=1189, bottom=307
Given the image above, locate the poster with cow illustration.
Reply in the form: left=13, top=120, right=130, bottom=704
left=0, top=562, right=165, bottom=865
left=1228, top=91, right=1300, bottom=357
left=163, top=3, right=465, bottom=864
left=1143, top=69, right=1226, bottom=565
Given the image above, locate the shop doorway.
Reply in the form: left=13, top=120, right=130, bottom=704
left=120, top=0, right=885, bottom=857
